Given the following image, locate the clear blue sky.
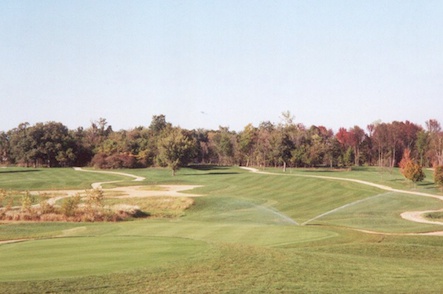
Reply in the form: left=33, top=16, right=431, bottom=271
left=1, top=1, right=442, bottom=132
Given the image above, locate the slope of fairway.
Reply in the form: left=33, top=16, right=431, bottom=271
left=310, top=191, right=443, bottom=231
left=271, top=166, right=442, bottom=195
left=175, top=169, right=382, bottom=225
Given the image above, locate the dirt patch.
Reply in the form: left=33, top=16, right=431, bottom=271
left=0, top=239, right=30, bottom=245
left=103, top=185, right=203, bottom=198
left=31, top=185, right=204, bottom=204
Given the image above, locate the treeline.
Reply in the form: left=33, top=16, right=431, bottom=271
left=0, top=113, right=442, bottom=170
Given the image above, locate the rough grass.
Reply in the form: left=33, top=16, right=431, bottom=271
left=426, top=211, right=443, bottom=219
left=104, top=196, right=195, bottom=218
left=0, top=166, right=442, bottom=293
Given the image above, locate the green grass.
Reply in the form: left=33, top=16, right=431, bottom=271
left=1, top=232, right=442, bottom=293
left=270, top=166, right=442, bottom=195
left=0, top=222, right=84, bottom=241
left=0, top=166, right=442, bottom=293
left=0, top=235, right=209, bottom=281
left=312, top=192, right=443, bottom=232
left=0, top=167, right=125, bottom=190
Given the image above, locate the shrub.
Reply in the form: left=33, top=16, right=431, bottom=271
left=91, top=153, right=139, bottom=169
left=21, top=191, right=35, bottom=213
left=40, top=213, right=66, bottom=222
left=61, top=194, right=81, bottom=217
left=39, top=199, right=56, bottom=215
left=399, top=149, right=425, bottom=183
left=91, top=153, right=108, bottom=169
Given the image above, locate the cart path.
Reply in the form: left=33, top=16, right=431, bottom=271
left=73, top=167, right=145, bottom=189
left=240, top=167, right=443, bottom=230
left=27, top=168, right=203, bottom=206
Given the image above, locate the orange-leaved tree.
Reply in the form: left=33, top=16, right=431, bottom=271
left=399, top=149, right=425, bottom=183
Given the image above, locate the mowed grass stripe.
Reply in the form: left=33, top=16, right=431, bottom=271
left=65, top=221, right=336, bottom=247
left=313, top=192, right=443, bottom=232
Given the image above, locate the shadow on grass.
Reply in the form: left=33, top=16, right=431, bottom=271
left=188, top=165, right=231, bottom=171
left=0, top=169, right=41, bottom=174
left=293, top=168, right=351, bottom=173
left=183, top=172, right=240, bottom=176
left=186, top=165, right=239, bottom=176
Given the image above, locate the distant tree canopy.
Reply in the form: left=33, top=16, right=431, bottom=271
left=1, top=114, right=442, bottom=174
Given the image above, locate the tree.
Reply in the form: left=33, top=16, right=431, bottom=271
left=426, top=119, right=443, bottom=166
left=399, top=149, right=425, bottom=183
left=8, top=122, right=32, bottom=166
left=255, top=121, right=275, bottom=168
left=149, top=114, right=170, bottom=134
left=27, top=122, right=77, bottom=167
left=158, top=127, right=196, bottom=176
left=349, top=126, right=365, bottom=166
left=0, top=131, right=10, bottom=165
left=434, top=166, right=443, bottom=191
left=238, top=124, right=256, bottom=166
left=415, top=130, right=429, bottom=166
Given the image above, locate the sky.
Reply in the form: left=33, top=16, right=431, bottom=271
left=1, top=0, right=442, bottom=132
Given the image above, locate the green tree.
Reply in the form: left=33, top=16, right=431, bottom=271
left=158, top=127, right=196, bottom=176
left=149, top=114, right=170, bottom=134
left=415, top=130, right=429, bottom=166
left=212, top=127, right=235, bottom=165
left=238, top=124, right=256, bottom=167
left=0, top=132, right=10, bottom=165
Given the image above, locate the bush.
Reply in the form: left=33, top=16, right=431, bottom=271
left=61, top=194, right=81, bottom=217
left=91, top=153, right=108, bottom=169
left=21, top=191, right=34, bottom=213
left=39, top=199, right=56, bottom=215
left=399, top=149, right=425, bottom=183
left=0, top=188, right=150, bottom=223
left=91, top=153, right=139, bottom=169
